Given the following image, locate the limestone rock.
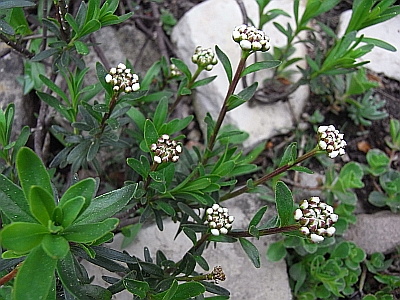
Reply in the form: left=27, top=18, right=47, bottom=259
left=338, top=11, right=400, bottom=81
left=171, top=0, right=309, bottom=149
left=343, top=211, right=400, bottom=255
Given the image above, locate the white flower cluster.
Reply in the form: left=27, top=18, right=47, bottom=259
left=105, top=63, right=140, bottom=93
left=205, top=204, right=234, bottom=236
left=317, top=125, right=347, bottom=159
left=294, top=196, right=338, bottom=243
left=150, top=134, right=182, bottom=164
left=191, top=46, right=218, bottom=71
left=169, top=64, right=182, bottom=77
left=232, top=24, right=271, bottom=52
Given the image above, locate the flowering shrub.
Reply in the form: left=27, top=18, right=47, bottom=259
left=0, top=0, right=398, bottom=299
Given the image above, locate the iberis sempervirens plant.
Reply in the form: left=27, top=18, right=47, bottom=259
left=205, top=204, right=235, bottom=236
left=294, top=196, right=338, bottom=243
left=317, top=125, right=347, bottom=159
left=150, top=134, right=183, bottom=164
left=105, top=63, right=140, bottom=93
left=191, top=46, right=218, bottom=71
left=232, top=24, right=271, bottom=52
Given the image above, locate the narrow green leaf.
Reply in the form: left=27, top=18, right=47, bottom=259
left=275, top=181, right=294, bottom=227
left=144, top=119, right=159, bottom=152
left=241, top=60, right=281, bottom=77
left=170, top=58, right=192, bottom=81
left=249, top=205, right=268, bottom=229
left=74, top=184, right=136, bottom=224
left=59, top=178, right=96, bottom=212
left=31, top=48, right=60, bottom=62
left=169, top=282, right=205, bottom=300
left=16, top=147, right=53, bottom=200
left=61, top=196, right=85, bottom=228
left=57, top=251, right=93, bottom=300
left=13, top=246, right=57, bottom=300
left=63, top=218, right=119, bottom=243
left=36, top=91, right=73, bottom=122
left=191, top=75, right=217, bottom=89
left=0, top=223, right=48, bottom=254
left=215, top=45, right=232, bottom=83
left=160, top=279, right=178, bottom=300
left=39, top=74, right=69, bottom=104
left=29, top=186, right=56, bottom=225
left=239, top=238, right=260, bottom=268
left=237, top=82, right=258, bottom=101
left=0, top=174, right=36, bottom=223
left=153, top=97, right=169, bottom=130
left=0, top=0, right=35, bottom=9
left=226, top=94, right=246, bottom=111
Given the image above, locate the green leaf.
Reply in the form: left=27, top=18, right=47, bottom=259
left=13, top=246, right=57, bottom=300
left=74, top=40, right=90, bottom=55
left=215, top=45, right=232, bottom=83
left=191, top=76, right=217, bottom=89
left=74, top=184, right=136, bottom=224
left=0, top=174, right=36, bottom=223
left=226, top=95, right=246, bottom=111
left=60, top=196, right=86, bottom=228
left=0, top=222, right=48, bottom=254
left=0, top=0, right=35, bottom=9
left=154, top=281, right=205, bottom=300
left=79, top=19, right=101, bottom=37
left=279, top=142, right=297, bottom=167
left=361, top=37, right=396, bottom=52
left=39, top=74, right=69, bottom=104
left=170, top=58, right=192, bottom=81
left=237, top=82, right=258, bottom=101
left=153, top=97, right=169, bottom=130
left=267, top=240, right=286, bottom=262
left=121, top=223, right=142, bottom=249
left=124, top=279, right=150, bottom=299
left=29, top=186, right=56, bottom=225
left=57, top=251, right=103, bottom=300
left=127, top=156, right=149, bottom=179
left=17, top=147, right=53, bottom=200
left=30, top=48, right=60, bottom=62
left=239, top=238, right=260, bottom=268
left=63, top=218, right=119, bottom=243
left=144, top=119, right=159, bottom=152
left=41, top=234, right=70, bottom=259
left=249, top=205, right=268, bottom=230
left=275, top=181, right=294, bottom=227
left=241, top=60, right=281, bottom=77
left=59, top=177, right=96, bottom=212
left=36, top=91, right=73, bottom=122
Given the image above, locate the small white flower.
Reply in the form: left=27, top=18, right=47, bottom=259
left=294, top=209, right=303, bottom=221
left=330, top=214, right=339, bottom=223
left=220, top=228, right=228, bottom=235
left=310, top=233, right=324, bottom=243
left=105, top=74, right=112, bottom=83
left=131, top=83, right=140, bottom=91
left=117, top=63, right=126, bottom=70
left=211, top=229, right=220, bottom=236
left=154, top=156, right=162, bottom=164
left=325, top=227, right=336, bottom=236
left=240, top=40, right=252, bottom=50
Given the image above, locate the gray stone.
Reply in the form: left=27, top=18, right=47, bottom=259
left=83, top=194, right=292, bottom=299
left=0, top=43, right=37, bottom=140
left=343, top=211, right=400, bottom=255
left=337, top=11, right=400, bottom=81
left=84, top=25, right=160, bottom=84
left=171, top=0, right=309, bottom=149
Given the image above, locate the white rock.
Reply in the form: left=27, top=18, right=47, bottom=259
left=337, top=11, right=400, bottom=81
left=171, top=0, right=309, bottom=149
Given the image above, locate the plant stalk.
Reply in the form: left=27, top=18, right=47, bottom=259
left=221, top=148, right=318, bottom=201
